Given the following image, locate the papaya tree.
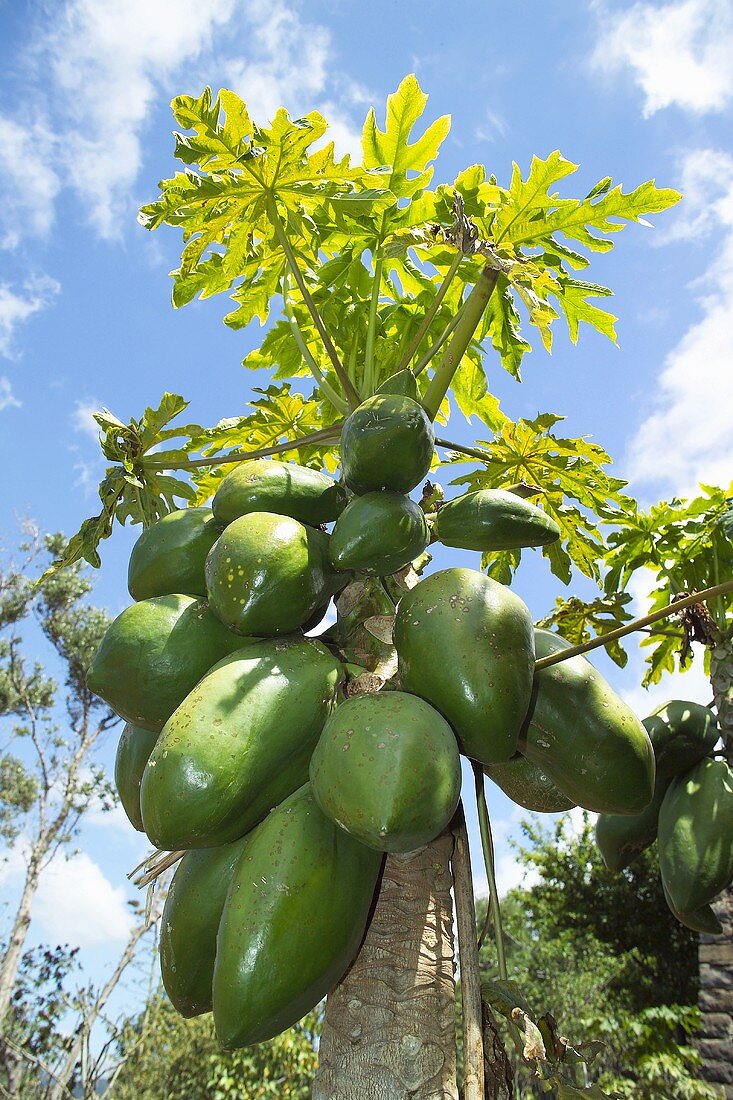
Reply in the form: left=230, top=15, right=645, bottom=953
left=54, top=76, right=733, bottom=1098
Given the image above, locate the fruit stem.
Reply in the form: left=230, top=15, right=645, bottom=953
left=473, top=763, right=508, bottom=982
left=397, top=250, right=464, bottom=374
left=422, top=266, right=499, bottom=422
left=451, top=804, right=486, bottom=1100
left=141, top=424, right=343, bottom=470
left=535, top=578, right=733, bottom=671
left=282, top=281, right=350, bottom=414
left=267, top=196, right=362, bottom=409
left=364, top=256, right=383, bottom=396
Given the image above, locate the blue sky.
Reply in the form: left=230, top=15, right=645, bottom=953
left=1, top=0, right=731, bottom=1041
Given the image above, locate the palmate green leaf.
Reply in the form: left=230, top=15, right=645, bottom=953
left=447, top=414, right=630, bottom=584
left=555, top=279, right=617, bottom=344
left=361, top=73, right=450, bottom=201
left=537, top=593, right=633, bottom=668
left=189, top=384, right=338, bottom=503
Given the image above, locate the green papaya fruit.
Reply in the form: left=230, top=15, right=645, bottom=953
left=520, top=630, right=655, bottom=815
left=161, top=835, right=251, bottom=1017
left=127, top=508, right=221, bottom=601
left=114, top=723, right=158, bottom=831
left=376, top=368, right=419, bottom=400
left=661, top=878, right=723, bottom=935
left=212, top=459, right=347, bottom=527
left=395, top=567, right=535, bottom=764
left=141, top=637, right=344, bottom=850
left=434, top=489, right=560, bottom=551
left=205, top=513, right=344, bottom=636
left=484, top=754, right=575, bottom=814
left=310, top=691, right=461, bottom=852
left=329, top=492, right=429, bottom=576
left=643, top=700, right=719, bottom=782
left=340, top=394, right=434, bottom=495
left=595, top=782, right=667, bottom=872
left=658, top=757, right=733, bottom=917
left=213, top=783, right=382, bottom=1048
left=87, top=595, right=252, bottom=733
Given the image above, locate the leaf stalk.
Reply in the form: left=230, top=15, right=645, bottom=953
left=422, top=266, right=500, bottom=421
left=473, top=763, right=508, bottom=981
left=397, top=250, right=463, bottom=374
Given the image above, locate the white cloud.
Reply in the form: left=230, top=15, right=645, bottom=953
left=475, top=109, right=508, bottom=143
left=34, top=851, right=134, bottom=946
left=1, top=0, right=364, bottom=245
left=593, top=0, right=733, bottom=116
left=0, top=378, right=21, bottom=412
left=1, top=843, right=134, bottom=947
left=627, top=149, right=733, bottom=496
left=0, top=117, right=60, bottom=242
left=71, top=398, right=102, bottom=441
left=0, top=275, right=61, bottom=359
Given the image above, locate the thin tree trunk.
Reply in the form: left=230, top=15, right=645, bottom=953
left=48, top=903, right=159, bottom=1100
left=313, top=833, right=458, bottom=1100
left=698, top=632, right=733, bottom=1098
left=0, top=859, right=42, bottom=1025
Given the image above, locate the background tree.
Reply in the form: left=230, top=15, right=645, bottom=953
left=0, top=532, right=158, bottom=1096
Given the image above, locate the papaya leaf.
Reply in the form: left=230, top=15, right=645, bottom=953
left=537, top=593, right=633, bottom=668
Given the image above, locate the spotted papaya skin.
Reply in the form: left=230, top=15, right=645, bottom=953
left=395, top=567, right=535, bottom=765
left=520, top=630, right=655, bottom=815
left=141, top=636, right=344, bottom=850
left=213, top=784, right=382, bottom=1049
left=212, top=459, right=347, bottom=527
left=340, top=394, right=434, bottom=495
left=310, top=691, right=461, bottom=852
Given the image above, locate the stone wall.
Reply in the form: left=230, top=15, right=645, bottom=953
left=699, top=889, right=733, bottom=1098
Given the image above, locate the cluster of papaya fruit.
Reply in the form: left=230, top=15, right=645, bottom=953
left=595, top=700, right=732, bottom=933
left=85, top=389, right=720, bottom=1049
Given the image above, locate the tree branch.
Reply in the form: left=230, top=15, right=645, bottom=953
left=268, top=198, right=362, bottom=408
left=142, top=424, right=343, bottom=470
left=535, top=579, right=733, bottom=670
left=422, top=266, right=499, bottom=421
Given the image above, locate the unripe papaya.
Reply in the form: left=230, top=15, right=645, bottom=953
left=340, top=394, right=434, bottom=495
left=212, top=459, right=347, bottom=527
left=213, top=783, right=382, bottom=1049
left=160, top=835, right=250, bottom=1017
left=661, top=878, right=723, bottom=935
left=484, top=754, right=575, bottom=813
left=395, top=568, right=535, bottom=764
left=520, top=630, right=655, bottom=815
left=86, top=595, right=252, bottom=733
left=434, top=489, right=560, bottom=552
left=127, top=508, right=221, bottom=601
left=141, top=637, right=344, bottom=850
left=114, top=723, right=157, bottom=831
left=595, top=782, right=667, bottom=872
left=205, top=513, right=344, bottom=636
left=658, top=757, right=733, bottom=917
left=329, top=492, right=429, bottom=576
left=376, top=368, right=419, bottom=400
left=310, top=691, right=461, bottom=851
left=643, top=700, right=719, bottom=782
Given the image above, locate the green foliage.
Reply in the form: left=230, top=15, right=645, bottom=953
left=545, top=483, right=733, bottom=683
left=447, top=414, right=631, bottom=585
left=113, top=993, right=319, bottom=1099
left=477, top=814, right=710, bottom=1098
left=59, top=75, right=679, bottom=574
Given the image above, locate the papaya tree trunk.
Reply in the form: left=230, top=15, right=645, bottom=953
left=698, top=630, right=733, bottom=1098
left=313, top=833, right=458, bottom=1100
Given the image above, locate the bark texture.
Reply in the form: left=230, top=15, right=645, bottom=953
left=698, top=633, right=733, bottom=1097
left=313, top=834, right=458, bottom=1100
